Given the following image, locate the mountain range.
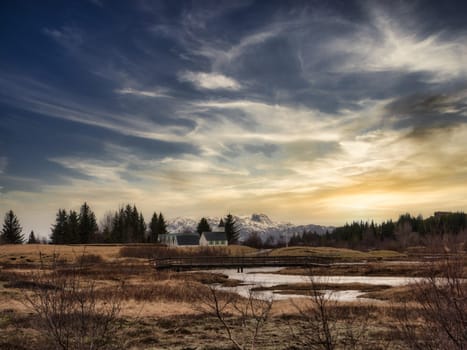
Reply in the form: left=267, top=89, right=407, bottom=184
left=167, top=213, right=334, bottom=242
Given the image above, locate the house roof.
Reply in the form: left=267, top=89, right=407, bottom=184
left=176, top=234, right=200, bottom=246
left=202, top=231, right=227, bottom=242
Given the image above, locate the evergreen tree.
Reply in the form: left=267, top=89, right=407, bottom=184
left=50, top=209, right=68, bottom=244
left=68, top=210, right=80, bottom=243
left=78, top=202, right=98, bottom=244
left=197, top=217, right=211, bottom=235
left=125, top=205, right=135, bottom=242
left=138, top=212, right=146, bottom=242
left=156, top=213, right=168, bottom=237
left=105, top=204, right=146, bottom=243
left=224, top=213, right=240, bottom=244
left=381, top=220, right=395, bottom=240
left=131, top=205, right=140, bottom=242
left=111, top=208, right=125, bottom=243
left=149, top=212, right=159, bottom=243
left=27, top=230, right=38, bottom=244
left=1, top=210, right=24, bottom=244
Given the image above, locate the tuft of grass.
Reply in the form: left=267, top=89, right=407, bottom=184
left=75, top=253, right=104, bottom=265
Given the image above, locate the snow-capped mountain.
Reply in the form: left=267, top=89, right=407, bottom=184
left=167, top=213, right=334, bottom=242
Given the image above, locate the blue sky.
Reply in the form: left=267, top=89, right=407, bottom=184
left=1, top=0, right=467, bottom=238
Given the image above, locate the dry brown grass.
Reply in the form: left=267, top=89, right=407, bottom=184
left=252, top=282, right=391, bottom=296
left=360, top=285, right=416, bottom=302
left=269, top=246, right=405, bottom=260
left=1, top=244, right=464, bottom=349
left=0, top=244, right=123, bottom=265
left=119, top=244, right=257, bottom=259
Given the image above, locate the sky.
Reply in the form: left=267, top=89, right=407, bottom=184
left=1, top=0, right=467, bottom=238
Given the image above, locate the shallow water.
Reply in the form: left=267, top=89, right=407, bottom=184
left=209, top=267, right=422, bottom=302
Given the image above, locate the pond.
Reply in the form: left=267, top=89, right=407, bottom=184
left=208, top=267, right=423, bottom=302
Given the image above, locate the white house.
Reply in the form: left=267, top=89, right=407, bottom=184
left=199, top=231, right=228, bottom=246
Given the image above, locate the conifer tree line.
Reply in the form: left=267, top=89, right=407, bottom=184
left=287, top=212, right=466, bottom=249
left=1, top=206, right=236, bottom=245
left=49, top=203, right=168, bottom=244
left=5, top=205, right=463, bottom=247
left=50, top=203, right=99, bottom=244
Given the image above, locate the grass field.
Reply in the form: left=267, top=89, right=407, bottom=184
left=0, top=244, right=123, bottom=264
left=0, top=244, right=465, bottom=349
left=0, top=243, right=257, bottom=265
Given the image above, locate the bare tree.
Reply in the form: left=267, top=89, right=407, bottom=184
left=397, top=254, right=467, bottom=349
left=25, top=253, right=124, bottom=350
left=197, top=284, right=273, bottom=350
left=290, top=276, right=337, bottom=350
left=290, top=272, right=372, bottom=350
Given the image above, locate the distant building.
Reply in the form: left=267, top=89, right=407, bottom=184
left=200, top=231, right=228, bottom=246
left=159, top=233, right=199, bottom=247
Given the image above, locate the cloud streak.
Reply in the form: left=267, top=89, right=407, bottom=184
left=115, top=87, right=171, bottom=98
left=178, top=71, right=242, bottom=90
left=323, top=5, right=467, bottom=80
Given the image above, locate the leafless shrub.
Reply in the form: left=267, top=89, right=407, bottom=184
left=292, top=285, right=335, bottom=349
left=290, top=272, right=373, bottom=350
left=24, top=255, right=124, bottom=350
left=196, top=284, right=273, bottom=349
left=397, top=254, right=467, bottom=349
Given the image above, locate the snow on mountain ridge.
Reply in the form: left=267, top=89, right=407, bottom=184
left=167, top=214, right=334, bottom=242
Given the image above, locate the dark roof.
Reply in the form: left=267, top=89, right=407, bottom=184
left=202, top=232, right=227, bottom=242
left=176, top=234, right=200, bottom=246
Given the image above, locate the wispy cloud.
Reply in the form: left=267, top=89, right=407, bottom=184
left=178, top=71, right=241, bottom=90
left=194, top=27, right=281, bottom=69
left=48, top=157, right=126, bottom=183
left=190, top=98, right=359, bottom=143
left=324, top=5, right=467, bottom=80
left=0, top=75, right=190, bottom=143
left=115, top=87, right=170, bottom=98
left=42, top=26, right=84, bottom=50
